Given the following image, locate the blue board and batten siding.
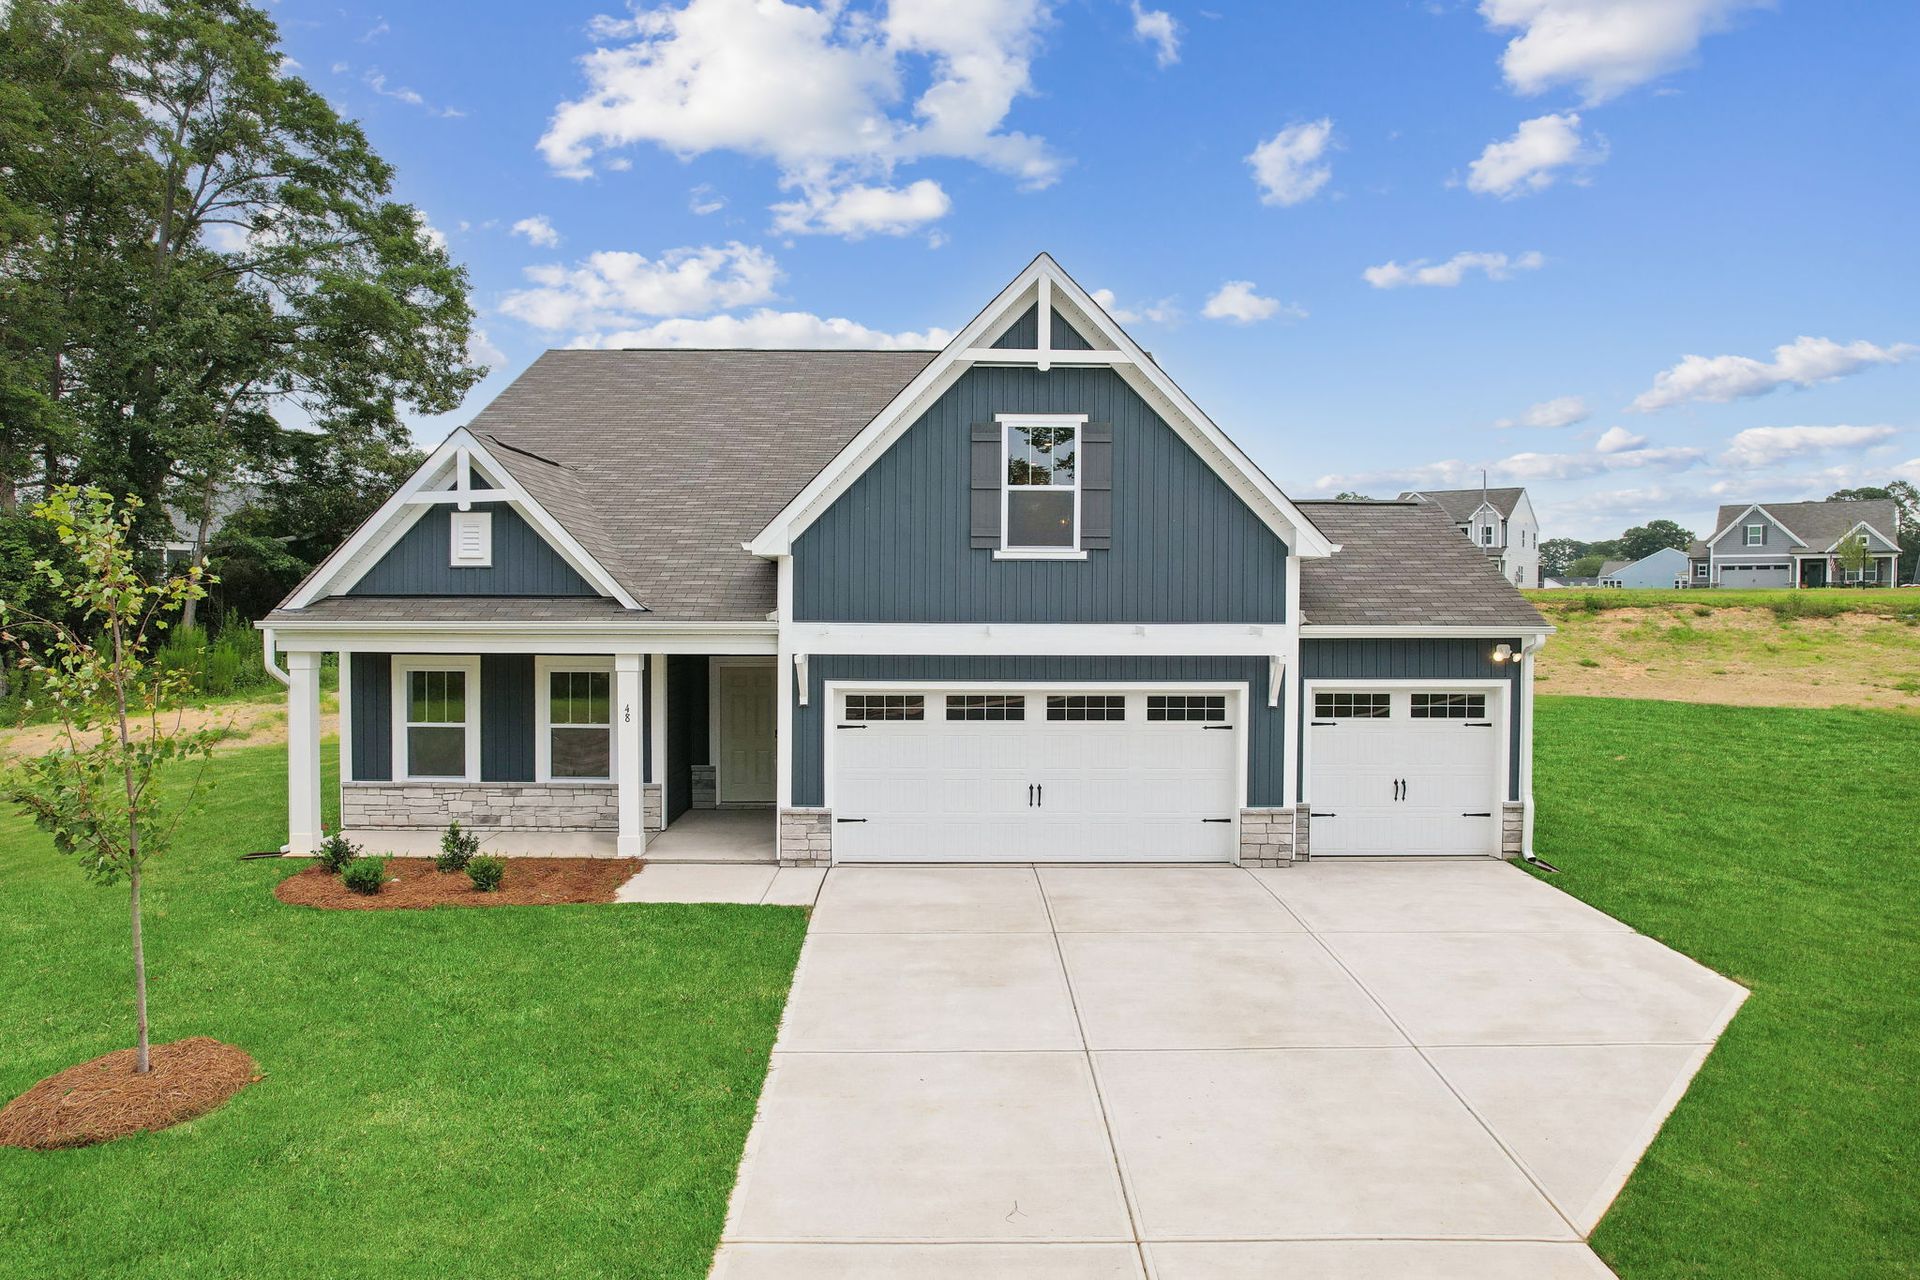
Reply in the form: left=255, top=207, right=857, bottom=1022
left=793, top=366, right=1290, bottom=623
left=1300, top=639, right=1525, bottom=800
left=793, top=655, right=1284, bottom=809
left=349, top=503, right=595, bottom=596
left=990, top=304, right=1096, bottom=351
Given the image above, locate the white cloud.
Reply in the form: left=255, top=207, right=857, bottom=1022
left=1202, top=281, right=1301, bottom=324
left=576, top=310, right=951, bottom=350
left=1720, top=424, right=1900, bottom=468
left=364, top=69, right=464, bottom=118
left=1479, top=0, right=1767, bottom=104
left=1593, top=425, right=1646, bottom=453
left=499, top=242, right=780, bottom=332
left=1090, top=287, right=1179, bottom=326
left=465, top=328, right=507, bottom=369
left=511, top=215, right=562, bottom=248
left=689, top=184, right=726, bottom=215
left=1631, top=336, right=1919, bottom=411
left=1316, top=438, right=1702, bottom=491
left=539, top=0, right=1056, bottom=235
left=771, top=179, right=952, bottom=238
left=1466, top=112, right=1605, bottom=198
left=1495, top=395, right=1589, bottom=429
left=1130, top=1, right=1180, bottom=67
left=1364, top=250, right=1545, bottom=289
left=1247, top=119, right=1335, bottom=207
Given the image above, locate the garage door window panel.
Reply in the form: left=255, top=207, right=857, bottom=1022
left=1047, top=695, right=1126, bottom=721
left=845, top=694, right=924, bottom=721
left=1147, top=694, right=1227, bottom=722
left=1411, top=693, right=1487, bottom=720
left=1314, top=692, right=1391, bottom=719
left=947, top=694, right=1026, bottom=721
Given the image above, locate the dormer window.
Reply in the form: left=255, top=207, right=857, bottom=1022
left=1744, top=523, right=1764, bottom=547
left=1481, top=525, right=1494, bottom=546
left=450, top=510, right=493, bottom=567
left=1001, top=415, right=1082, bottom=554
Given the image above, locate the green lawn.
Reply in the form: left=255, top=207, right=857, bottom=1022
left=1526, top=586, right=1920, bottom=619
left=1532, top=696, right=1919, bottom=1279
left=0, top=742, right=807, bottom=1279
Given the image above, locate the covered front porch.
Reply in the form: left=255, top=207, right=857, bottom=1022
left=273, top=620, right=782, bottom=862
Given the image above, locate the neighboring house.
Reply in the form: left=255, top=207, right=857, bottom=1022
left=261, top=255, right=1549, bottom=869
left=1598, top=547, right=1691, bottom=589
left=1685, top=499, right=1902, bottom=588
left=1399, top=487, right=1541, bottom=588
left=164, top=484, right=260, bottom=566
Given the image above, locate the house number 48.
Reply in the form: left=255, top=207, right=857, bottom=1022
left=624, top=704, right=632, bottom=722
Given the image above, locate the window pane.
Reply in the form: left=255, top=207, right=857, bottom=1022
left=1008, top=490, right=1075, bottom=547
left=441, top=671, right=465, bottom=723
left=845, top=694, right=924, bottom=721
left=408, top=726, right=465, bottom=777
left=551, top=727, right=611, bottom=778
left=1006, top=424, right=1076, bottom=487
left=946, top=694, right=1025, bottom=721
left=550, top=671, right=611, bottom=726
left=410, top=670, right=464, bottom=725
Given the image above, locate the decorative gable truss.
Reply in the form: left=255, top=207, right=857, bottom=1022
left=747, top=254, right=1339, bottom=561
left=285, top=427, right=642, bottom=610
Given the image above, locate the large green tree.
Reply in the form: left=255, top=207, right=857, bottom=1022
left=1617, top=519, right=1695, bottom=562
left=1, top=0, right=482, bottom=616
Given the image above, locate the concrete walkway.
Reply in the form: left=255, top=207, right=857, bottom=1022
left=711, top=861, right=1746, bottom=1279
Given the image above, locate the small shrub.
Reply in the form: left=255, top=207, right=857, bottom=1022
left=467, top=856, right=505, bottom=893
left=315, top=831, right=361, bottom=874
left=1693, top=605, right=1713, bottom=617
left=436, top=819, right=479, bottom=872
left=1577, top=657, right=1601, bottom=668
left=342, top=857, right=387, bottom=895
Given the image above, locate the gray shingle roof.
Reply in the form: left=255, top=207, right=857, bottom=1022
left=1298, top=501, right=1548, bottom=628
left=467, top=349, right=938, bottom=620
left=1401, top=487, right=1528, bottom=522
left=1709, top=499, right=1899, bottom=551
left=265, top=597, right=642, bottom=625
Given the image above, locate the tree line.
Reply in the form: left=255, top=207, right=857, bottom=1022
left=1, top=0, right=481, bottom=654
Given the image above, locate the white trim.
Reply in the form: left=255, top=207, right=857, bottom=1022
left=267, top=621, right=775, bottom=656
left=747, top=254, right=1338, bottom=560
left=615, top=654, right=645, bottom=856
left=711, top=656, right=778, bottom=806
left=1000, top=412, right=1085, bottom=555
left=286, top=428, right=640, bottom=610
left=1300, top=623, right=1553, bottom=639
left=286, top=651, right=323, bottom=855
left=775, top=554, right=795, bottom=810
left=649, top=653, right=668, bottom=786
left=533, top=655, right=617, bottom=784
left=1519, top=633, right=1545, bottom=857
left=338, top=648, right=353, bottom=787
left=819, top=679, right=1251, bottom=862
left=391, top=656, right=482, bottom=783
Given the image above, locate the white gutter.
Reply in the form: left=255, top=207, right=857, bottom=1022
left=261, top=627, right=290, bottom=686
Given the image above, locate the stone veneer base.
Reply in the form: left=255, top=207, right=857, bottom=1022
left=1501, top=802, right=1525, bottom=859
left=778, top=808, right=832, bottom=867
left=342, top=781, right=664, bottom=837
left=1238, top=807, right=1301, bottom=868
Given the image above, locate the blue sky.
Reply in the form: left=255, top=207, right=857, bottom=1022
left=272, top=0, right=1919, bottom=541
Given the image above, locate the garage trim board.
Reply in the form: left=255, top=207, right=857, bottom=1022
left=824, top=680, right=1250, bottom=864
left=1303, top=678, right=1512, bottom=859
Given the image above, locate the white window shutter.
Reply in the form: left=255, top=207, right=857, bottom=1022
left=450, top=511, right=493, bottom=567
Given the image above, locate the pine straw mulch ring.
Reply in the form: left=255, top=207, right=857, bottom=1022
left=274, top=857, right=641, bottom=910
left=0, top=1037, right=259, bottom=1151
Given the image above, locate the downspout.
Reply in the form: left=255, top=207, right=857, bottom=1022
left=1516, top=633, right=1557, bottom=872
left=261, top=627, right=291, bottom=686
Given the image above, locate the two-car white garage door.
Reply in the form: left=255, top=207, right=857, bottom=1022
left=830, top=688, right=1241, bottom=863
left=826, top=683, right=1507, bottom=862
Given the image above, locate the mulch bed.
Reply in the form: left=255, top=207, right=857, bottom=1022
left=274, top=857, right=642, bottom=910
left=0, top=1037, right=258, bottom=1150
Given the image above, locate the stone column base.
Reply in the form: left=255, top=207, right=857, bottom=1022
left=1501, top=803, right=1525, bottom=859
left=1239, top=807, right=1303, bottom=867
left=779, top=808, right=832, bottom=867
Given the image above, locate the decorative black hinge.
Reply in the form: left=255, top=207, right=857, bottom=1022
left=1203, top=724, right=1234, bottom=730
left=834, top=817, right=868, bottom=824
left=1202, top=817, right=1232, bottom=823
left=1310, top=811, right=1337, bottom=818
left=836, top=723, right=868, bottom=729
left=1461, top=811, right=1492, bottom=817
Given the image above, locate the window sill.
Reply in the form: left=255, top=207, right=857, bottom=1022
left=533, top=778, right=617, bottom=787
left=993, top=548, right=1088, bottom=561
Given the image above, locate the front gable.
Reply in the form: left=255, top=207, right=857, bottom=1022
left=1708, top=504, right=1799, bottom=552
left=792, top=363, right=1292, bottom=624
left=347, top=503, right=596, bottom=596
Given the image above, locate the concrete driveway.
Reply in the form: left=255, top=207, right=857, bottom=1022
left=712, top=861, right=1746, bottom=1279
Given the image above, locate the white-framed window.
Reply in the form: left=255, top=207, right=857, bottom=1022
left=450, top=510, right=493, bottom=567
left=1481, top=525, right=1494, bottom=546
left=1000, top=414, right=1082, bottom=554
left=1744, top=524, right=1764, bottom=547
left=536, top=657, right=614, bottom=782
left=393, top=658, right=480, bottom=781
left=1694, top=562, right=1709, bottom=580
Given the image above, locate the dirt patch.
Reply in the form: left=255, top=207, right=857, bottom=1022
left=1536, top=605, right=1920, bottom=712
left=275, top=857, right=641, bottom=910
left=0, top=701, right=339, bottom=762
left=0, top=1037, right=258, bottom=1150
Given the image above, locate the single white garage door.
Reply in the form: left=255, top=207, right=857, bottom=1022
left=1307, top=689, right=1502, bottom=857
left=829, top=688, right=1241, bottom=863
left=1716, top=563, right=1791, bottom=588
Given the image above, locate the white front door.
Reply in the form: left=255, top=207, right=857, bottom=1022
left=1307, top=689, right=1502, bottom=857
left=829, top=688, right=1241, bottom=863
left=716, top=663, right=776, bottom=804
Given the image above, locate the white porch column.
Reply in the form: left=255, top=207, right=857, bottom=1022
left=775, top=555, right=795, bottom=811
left=648, top=654, right=668, bottom=785
left=286, top=651, right=323, bottom=855
left=616, top=653, right=645, bottom=856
